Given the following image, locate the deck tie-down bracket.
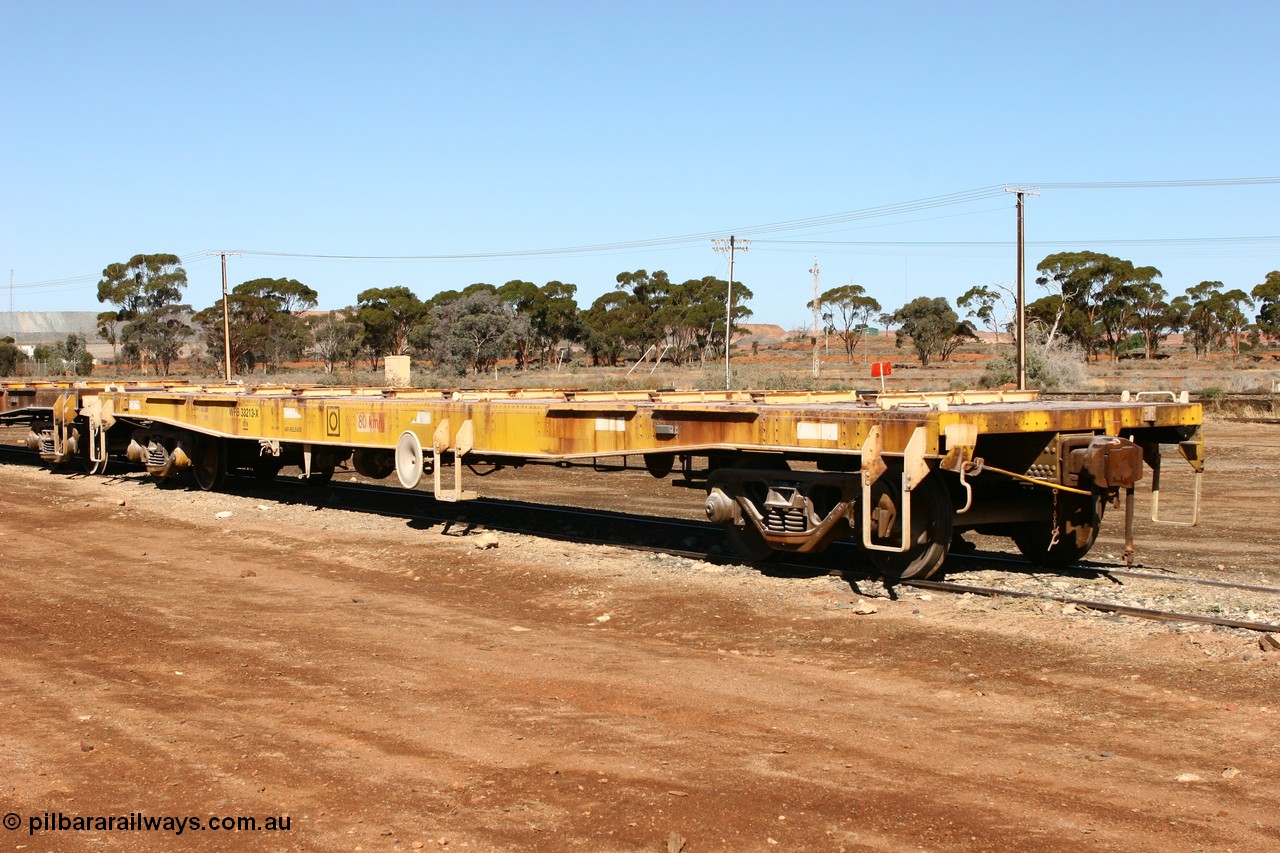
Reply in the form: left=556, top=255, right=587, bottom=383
left=860, top=425, right=928, bottom=555
left=1144, top=440, right=1202, bottom=527
left=51, top=393, right=79, bottom=462
left=432, top=417, right=477, bottom=502
left=79, top=395, right=116, bottom=473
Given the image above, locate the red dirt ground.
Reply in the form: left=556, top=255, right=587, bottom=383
left=1, top=420, right=1278, bottom=852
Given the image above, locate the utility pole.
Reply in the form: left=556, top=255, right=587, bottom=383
left=1005, top=186, right=1040, bottom=391
left=7, top=269, right=13, bottom=340
left=809, top=257, right=820, bottom=379
left=218, top=251, right=242, bottom=383
left=712, top=236, right=749, bottom=390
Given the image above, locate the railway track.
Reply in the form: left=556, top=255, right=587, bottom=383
left=946, top=548, right=1280, bottom=595
left=247, top=484, right=1280, bottom=635
left=2, top=438, right=1277, bottom=636
left=898, top=579, right=1280, bottom=634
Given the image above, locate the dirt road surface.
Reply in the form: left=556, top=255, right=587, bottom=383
left=1, top=420, right=1278, bottom=852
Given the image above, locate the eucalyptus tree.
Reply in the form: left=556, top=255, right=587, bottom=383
left=496, top=279, right=540, bottom=367
left=96, top=253, right=189, bottom=370
left=120, top=305, right=192, bottom=376
left=96, top=311, right=123, bottom=363
left=1035, top=251, right=1162, bottom=360
left=309, top=311, right=361, bottom=374
left=195, top=277, right=319, bottom=373
left=96, top=253, right=187, bottom=320
left=655, top=277, right=723, bottom=364
left=1252, top=270, right=1280, bottom=344
left=239, top=278, right=318, bottom=370
left=884, top=296, right=976, bottom=366
left=0, top=337, right=25, bottom=376
left=355, top=286, right=428, bottom=366
left=957, top=284, right=1003, bottom=340
left=1180, top=281, right=1253, bottom=357
left=810, top=283, right=882, bottom=361
left=1034, top=251, right=1110, bottom=352
left=614, top=269, right=672, bottom=357
left=425, top=290, right=529, bottom=375
left=528, top=280, right=581, bottom=366
left=54, top=334, right=94, bottom=376
left=1127, top=280, right=1181, bottom=359
left=580, top=290, right=635, bottom=366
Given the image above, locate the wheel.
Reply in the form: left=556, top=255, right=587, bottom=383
left=192, top=436, right=227, bottom=491
left=395, top=431, right=425, bottom=488
left=252, top=457, right=284, bottom=483
left=724, top=520, right=776, bottom=562
left=644, top=453, right=675, bottom=478
left=304, top=466, right=335, bottom=486
left=864, top=470, right=953, bottom=581
left=353, top=448, right=396, bottom=480
left=1011, top=492, right=1102, bottom=566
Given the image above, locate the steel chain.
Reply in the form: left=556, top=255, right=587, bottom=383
left=1048, top=488, right=1061, bottom=550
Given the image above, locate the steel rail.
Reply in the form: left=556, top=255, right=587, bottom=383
left=4, top=438, right=1279, bottom=633
left=948, top=549, right=1280, bottom=595
left=900, top=579, right=1280, bottom=634
left=1091, top=568, right=1280, bottom=595
left=318, top=479, right=1280, bottom=634
left=325, top=475, right=715, bottom=532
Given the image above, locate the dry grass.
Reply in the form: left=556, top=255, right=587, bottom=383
left=67, top=337, right=1280, bottom=395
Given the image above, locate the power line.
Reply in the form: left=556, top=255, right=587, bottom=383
left=1034, top=177, right=1280, bottom=189
left=756, top=235, right=1280, bottom=248
left=8, top=177, right=1277, bottom=290
left=9, top=234, right=1276, bottom=292
left=11, top=195, right=1006, bottom=290
left=226, top=187, right=1008, bottom=262
left=9, top=251, right=218, bottom=291
left=218, top=178, right=1277, bottom=262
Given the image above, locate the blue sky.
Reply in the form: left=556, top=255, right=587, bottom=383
left=2, top=1, right=1277, bottom=329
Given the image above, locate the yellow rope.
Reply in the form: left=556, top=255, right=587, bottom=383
left=975, top=463, right=1093, bottom=497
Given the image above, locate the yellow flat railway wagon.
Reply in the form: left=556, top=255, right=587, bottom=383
left=1, top=381, right=1203, bottom=579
